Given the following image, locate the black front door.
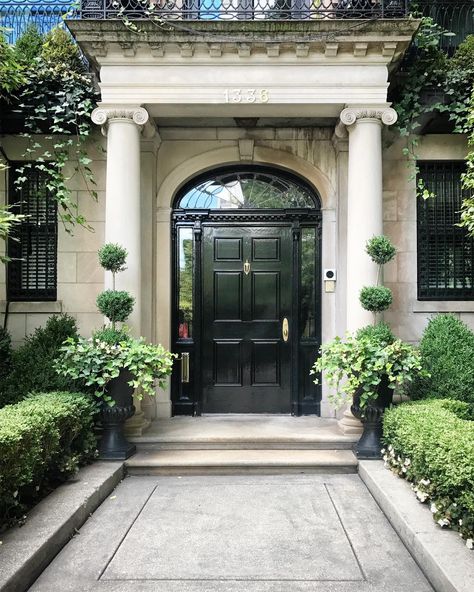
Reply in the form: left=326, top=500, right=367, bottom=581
left=202, top=225, right=292, bottom=413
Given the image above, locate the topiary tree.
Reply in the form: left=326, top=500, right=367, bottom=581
left=96, top=244, right=135, bottom=333
left=360, top=235, right=396, bottom=321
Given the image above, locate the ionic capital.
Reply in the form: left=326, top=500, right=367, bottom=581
left=340, top=106, right=398, bottom=127
left=91, top=106, right=149, bottom=132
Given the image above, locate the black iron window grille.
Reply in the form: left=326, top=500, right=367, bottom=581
left=7, top=164, right=58, bottom=302
left=417, top=161, right=474, bottom=301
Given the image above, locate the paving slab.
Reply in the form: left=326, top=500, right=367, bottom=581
left=28, top=474, right=433, bottom=592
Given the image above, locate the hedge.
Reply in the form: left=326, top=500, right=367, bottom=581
left=0, top=314, right=81, bottom=408
left=0, top=392, right=97, bottom=530
left=409, top=314, right=474, bottom=408
left=383, top=399, right=474, bottom=549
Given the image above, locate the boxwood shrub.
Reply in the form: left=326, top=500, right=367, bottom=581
left=383, top=399, right=474, bottom=549
left=409, top=314, right=474, bottom=408
left=0, top=314, right=80, bottom=408
left=0, top=392, right=97, bottom=530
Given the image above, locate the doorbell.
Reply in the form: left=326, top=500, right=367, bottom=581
left=324, top=269, right=337, bottom=293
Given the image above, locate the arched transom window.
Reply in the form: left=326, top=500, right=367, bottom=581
left=178, top=170, right=317, bottom=210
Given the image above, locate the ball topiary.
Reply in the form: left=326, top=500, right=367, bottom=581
left=356, top=321, right=396, bottom=345
left=92, top=326, right=131, bottom=345
left=359, top=286, right=393, bottom=313
left=96, top=290, right=135, bottom=325
left=98, top=244, right=127, bottom=276
left=366, top=235, right=396, bottom=266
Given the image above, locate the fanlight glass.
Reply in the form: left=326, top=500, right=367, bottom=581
left=178, top=171, right=316, bottom=210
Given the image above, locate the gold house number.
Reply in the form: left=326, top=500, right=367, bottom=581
left=224, top=89, right=270, bottom=104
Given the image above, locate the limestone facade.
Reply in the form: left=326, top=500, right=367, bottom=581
left=1, top=18, right=472, bottom=419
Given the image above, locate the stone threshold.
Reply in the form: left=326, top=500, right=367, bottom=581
left=0, top=462, right=123, bottom=592
left=359, top=461, right=474, bottom=592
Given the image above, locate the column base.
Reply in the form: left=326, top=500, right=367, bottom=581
left=155, top=399, right=172, bottom=419
left=338, top=407, right=363, bottom=435
left=125, top=411, right=151, bottom=437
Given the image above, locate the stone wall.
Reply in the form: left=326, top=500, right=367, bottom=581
left=0, top=135, right=106, bottom=347
left=382, top=133, right=474, bottom=342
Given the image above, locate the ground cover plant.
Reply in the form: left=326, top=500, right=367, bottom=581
left=409, top=314, right=474, bottom=409
left=383, top=399, right=474, bottom=549
left=0, top=391, right=97, bottom=530
left=0, top=314, right=80, bottom=408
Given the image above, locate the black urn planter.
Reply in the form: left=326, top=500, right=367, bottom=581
left=351, top=375, right=393, bottom=460
left=99, top=369, right=137, bottom=461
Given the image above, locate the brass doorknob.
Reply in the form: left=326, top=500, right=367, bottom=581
left=282, top=318, right=289, bottom=342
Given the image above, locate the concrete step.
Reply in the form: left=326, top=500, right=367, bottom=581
left=129, top=416, right=360, bottom=451
left=125, top=449, right=358, bottom=476
left=133, top=440, right=356, bottom=450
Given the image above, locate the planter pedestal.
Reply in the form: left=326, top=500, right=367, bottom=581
left=99, top=370, right=137, bottom=460
left=351, top=376, right=393, bottom=460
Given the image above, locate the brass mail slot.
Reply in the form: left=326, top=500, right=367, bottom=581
left=181, top=352, right=190, bottom=383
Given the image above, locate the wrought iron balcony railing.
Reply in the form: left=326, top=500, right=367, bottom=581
left=77, top=0, right=410, bottom=21
left=0, top=1, right=472, bottom=44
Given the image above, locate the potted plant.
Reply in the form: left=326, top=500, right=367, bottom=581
left=311, top=236, right=428, bottom=459
left=55, top=243, right=176, bottom=460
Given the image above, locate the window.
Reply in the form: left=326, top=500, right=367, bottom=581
left=7, top=164, right=58, bottom=301
left=417, top=161, right=474, bottom=300
left=178, top=169, right=316, bottom=210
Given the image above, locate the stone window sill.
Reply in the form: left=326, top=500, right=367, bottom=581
left=412, top=301, right=474, bottom=314
left=0, top=301, right=63, bottom=314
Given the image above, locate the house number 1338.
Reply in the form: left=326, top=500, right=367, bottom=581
left=224, top=89, right=270, bottom=103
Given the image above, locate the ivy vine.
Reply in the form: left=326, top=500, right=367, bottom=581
left=391, top=18, right=474, bottom=232
left=2, top=25, right=99, bottom=233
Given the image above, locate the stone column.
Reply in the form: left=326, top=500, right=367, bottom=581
left=91, top=105, right=150, bottom=435
left=340, top=106, right=398, bottom=332
left=337, top=105, right=397, bottom=434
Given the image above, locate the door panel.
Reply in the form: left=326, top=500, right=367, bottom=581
left=202, top=225, right=292, bottom=413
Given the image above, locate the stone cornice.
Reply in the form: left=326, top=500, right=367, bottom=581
left=66, top=18, right=420, bottom=65
left=340, top=106, right=398, bottom=127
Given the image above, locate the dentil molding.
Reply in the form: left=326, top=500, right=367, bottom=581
left=340, top=107, right=398, bottom=127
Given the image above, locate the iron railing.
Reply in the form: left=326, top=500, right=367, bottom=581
left=0, top=1, right=472, bottom=43
left=419, top=1, right=474, bottom=52
left=78, top=0, right=410, bottom=21
left=0, top=1, right=72, bottom=43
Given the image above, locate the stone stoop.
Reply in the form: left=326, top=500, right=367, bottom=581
left=125, top=417, right=359, bottom=475
left=125, top=449, right=358, bottom=476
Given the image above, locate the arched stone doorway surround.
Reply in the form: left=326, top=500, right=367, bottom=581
left=152, top=145, right=339, bottom=419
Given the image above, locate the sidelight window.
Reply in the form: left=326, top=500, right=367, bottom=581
left=177, top=227, right=194, bottom=338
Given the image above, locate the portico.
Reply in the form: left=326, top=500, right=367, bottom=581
left=69, top=17, right=417, bottom=425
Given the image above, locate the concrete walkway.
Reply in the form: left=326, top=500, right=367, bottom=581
left=29, top=474, right=433, bottom=592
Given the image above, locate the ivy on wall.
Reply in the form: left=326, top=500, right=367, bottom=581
left=391, top=18, right=474, bottom=232
left=0, top=25, right=99, bottom=240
